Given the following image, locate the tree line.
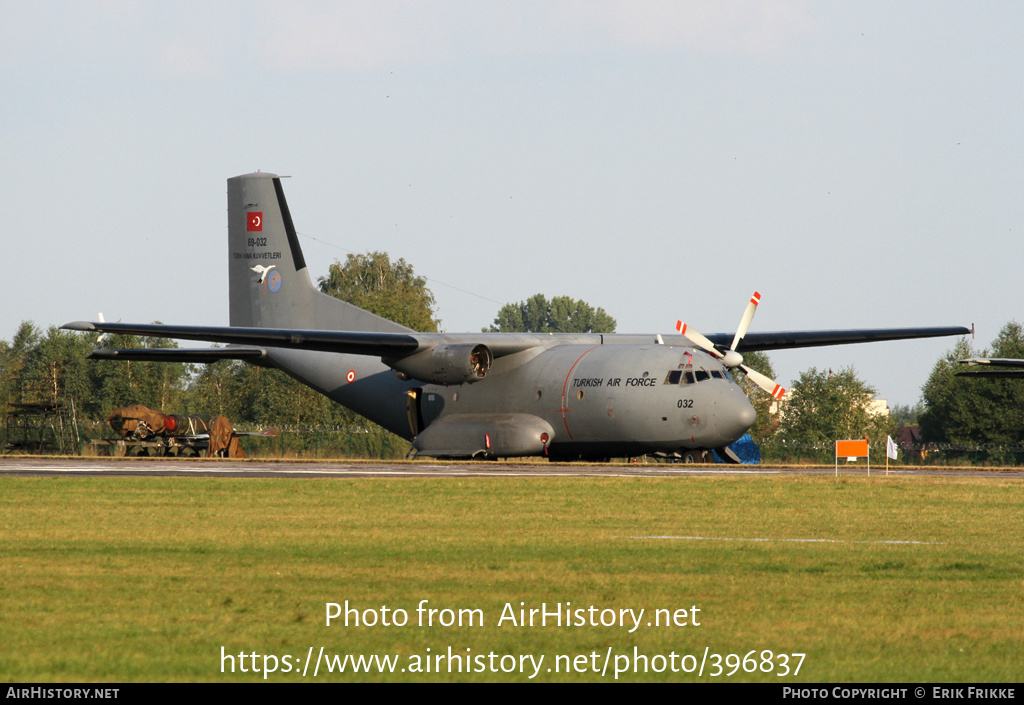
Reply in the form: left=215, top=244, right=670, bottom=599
left=2, top=250, right=1018, bottom=463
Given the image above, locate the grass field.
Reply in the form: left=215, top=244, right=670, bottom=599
left=1, top=472, right=1022, bottom=682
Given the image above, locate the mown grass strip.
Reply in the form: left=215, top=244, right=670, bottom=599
left=1, top=475, right=1021, bottom=682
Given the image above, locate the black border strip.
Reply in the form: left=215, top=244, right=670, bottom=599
left=273, top=177, right=307, bottom=272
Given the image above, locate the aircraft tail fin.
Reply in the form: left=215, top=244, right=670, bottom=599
left=227, top=172, right=409, bottom=333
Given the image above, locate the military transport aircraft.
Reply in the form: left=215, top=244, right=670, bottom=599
left=63, top=172, right=970, bottom=462
left=957, top=358, right=1024, bottom=378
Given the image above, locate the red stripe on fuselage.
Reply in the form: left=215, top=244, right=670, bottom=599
left=560, top=347, right=599, bottom=441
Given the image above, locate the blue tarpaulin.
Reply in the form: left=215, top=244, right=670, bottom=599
left=713, top=433, right=761, bottom=464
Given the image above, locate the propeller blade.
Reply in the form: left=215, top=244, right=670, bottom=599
left=715, top=445, right=743, bottom=464
left=731, top=291, right=760, bottom=351
left=676, top=321, right=722, bottom=358
left=740, top=364, right=786, bottom=399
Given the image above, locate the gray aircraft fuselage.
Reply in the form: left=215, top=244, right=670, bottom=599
left=268, top=339, right=754, bottom=459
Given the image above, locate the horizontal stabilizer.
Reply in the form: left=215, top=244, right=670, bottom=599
left=63, top=321, right=422, bottom=357
left=958, top=357, right=1024, bottom=367
left=956, top=357, right=1024, bottom=377
left=88, top=347, right=268, bottom=363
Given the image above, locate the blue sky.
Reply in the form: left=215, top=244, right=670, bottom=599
left=3, top=1, right=1020, bottom=406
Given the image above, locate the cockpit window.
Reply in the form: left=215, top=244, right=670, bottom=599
left=672, top=370, right=725, bottom=385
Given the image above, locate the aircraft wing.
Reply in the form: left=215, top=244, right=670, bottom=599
left=714, top=326, right=972, bottom=352
left=956, top=357, right=1024, bottom=378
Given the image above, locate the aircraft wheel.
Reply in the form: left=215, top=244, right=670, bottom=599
left=681, top=450, right=702, bottom=464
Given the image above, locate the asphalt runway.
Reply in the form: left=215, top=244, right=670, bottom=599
left=1, top=457, right=1021, bottom=479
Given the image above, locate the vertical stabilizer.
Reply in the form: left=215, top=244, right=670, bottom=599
left=227, top=173, right=410, bottom=333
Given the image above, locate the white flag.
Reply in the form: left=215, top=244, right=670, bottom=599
left=886, top=435, right=898, bottom=460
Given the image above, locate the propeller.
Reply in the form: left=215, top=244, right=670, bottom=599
left=675, top=292, right=787, bottom=399
left=96, top=313, right=109, bottom=344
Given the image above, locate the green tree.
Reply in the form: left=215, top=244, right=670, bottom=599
left=890, top=402, right=924, bottom=426
left=0, top=322, right=42, bottom=418
left=920, top=323, right=1024, bottom=457
left=986, top=322, right=1024, bottom=445
left=22, top=326, right=95, bottom=409
left=0, top=324, right=97, bottom=411
left=2, top=323, right=90, bottom=432
left=777, top=366, right=894, bottom=454
left=228, top=364, right=345, bottom=428
left=0, top=324, right=97, bottom=452
left=730, top=351, right=781, bottom=443
left=487, top=294, right=616, bottom=333
left=317, top=251, right=440, bottom=332
left=184, top=356, right=240, bottom=418
left=87, top=331, right=190, bottom=417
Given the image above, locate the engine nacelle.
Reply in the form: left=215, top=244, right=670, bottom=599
left=385, top=343, right=493, bottom=385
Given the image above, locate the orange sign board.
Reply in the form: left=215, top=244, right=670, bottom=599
left=836, top=439, right=869, bottom=458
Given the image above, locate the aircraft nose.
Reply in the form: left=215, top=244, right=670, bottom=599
left=723, top=392, right=757, bottom=441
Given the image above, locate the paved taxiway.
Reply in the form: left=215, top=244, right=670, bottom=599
left=1, top=457, right=1020, bottom=479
